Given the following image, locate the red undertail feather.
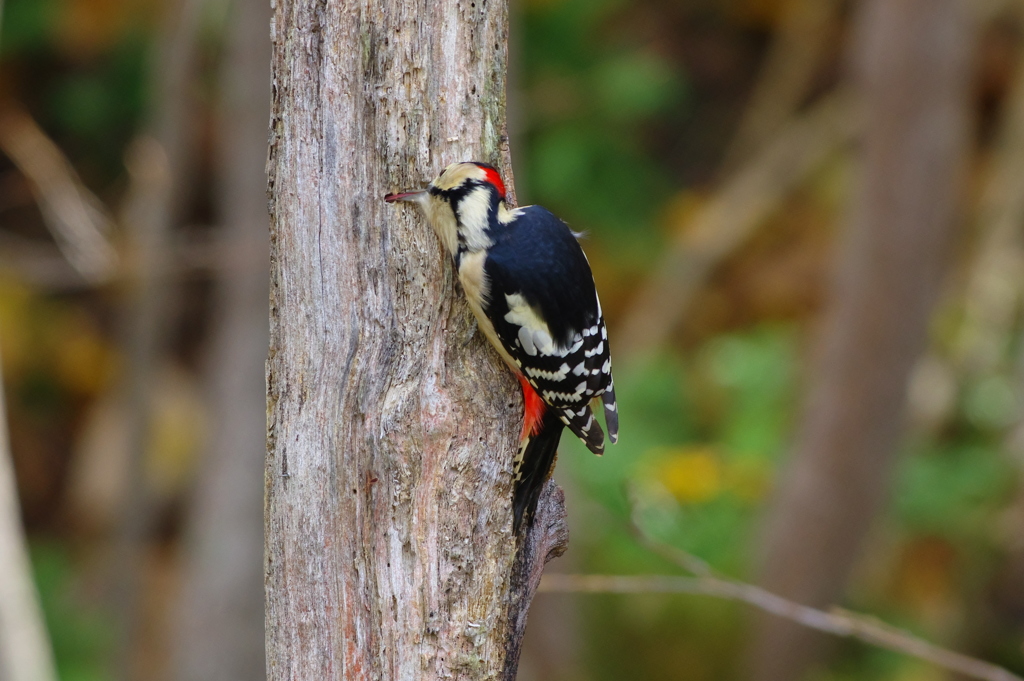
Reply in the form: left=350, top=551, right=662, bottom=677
left=517, top=373, right=546, bottom=439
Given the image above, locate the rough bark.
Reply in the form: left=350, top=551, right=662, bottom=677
left=265, top=2, right=567, bottom=680
left=172, top=0, right=271, bottom=678
left=744, top=1, right=972, bottom=680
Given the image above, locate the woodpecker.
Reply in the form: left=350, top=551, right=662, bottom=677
left=385, top=161, right=618, bottom=528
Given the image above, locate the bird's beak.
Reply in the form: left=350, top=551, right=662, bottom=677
left=384, top=189, right=426, bottom=203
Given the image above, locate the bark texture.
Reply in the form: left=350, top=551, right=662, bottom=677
left=265, top=2, right=566, bottom=679
left=744, top=1, right=972, bottom=679
left=172, top=0, right=271, bottom=678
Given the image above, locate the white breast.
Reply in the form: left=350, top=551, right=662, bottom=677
left=458, top=251, right=519, bottom=371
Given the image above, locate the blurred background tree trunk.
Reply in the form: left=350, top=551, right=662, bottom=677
left=171, top=0, right=270, bottom=678
left=112, top=0, right=207, bottom=677
left=0, top=10, right=50, bottom=675
left=0, top=349, right=58, bottom=681
left=744, top=1, right=973, bottom=679
left=264, top=1, right=567, bottom=679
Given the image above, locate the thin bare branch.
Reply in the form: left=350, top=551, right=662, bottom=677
left=611, top=484, right=1024, bottom=681
left=0, top=106, right=118, bottom=283
left=626, top=488, right=713, bottom=578
left=538, top=574, right=1022, bottom=681
left=615, top=89, right=857, bottom=364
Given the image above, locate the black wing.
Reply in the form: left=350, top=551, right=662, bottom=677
left=483, top=206, right=617, bottom=452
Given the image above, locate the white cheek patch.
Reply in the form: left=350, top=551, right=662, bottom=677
left=505, top=293, right=559, bottom=356
left=456, top=187, right=494, bottom=251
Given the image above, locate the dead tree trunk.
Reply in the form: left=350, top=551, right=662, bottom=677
left=743, top=1, right=972, bottom=680
left=172, top=0, right=271, bottom=678
left=265, top=2, right=568, bottom=680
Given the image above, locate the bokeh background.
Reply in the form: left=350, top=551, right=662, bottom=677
left=1, top=0, right=1023, bottom=680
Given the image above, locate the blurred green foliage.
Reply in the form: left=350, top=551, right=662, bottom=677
left=898, top=442, right=1014, bottom=540
left=2, top=0, right=148, bottom=185
left=521, top=0, right=686, bottom=263
left=556, top=325, right=1021, bottom=680
left=0, top=0, right=60, bottom=55
left=32, top=542, right=112, bottom=681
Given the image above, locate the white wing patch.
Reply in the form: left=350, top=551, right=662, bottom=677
left=505, top=293, right=561, bottom=356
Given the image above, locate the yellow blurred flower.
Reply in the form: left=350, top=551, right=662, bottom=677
left=645, top=446, right=774, bottom=505
left=657, top=447, right=722, bottom=504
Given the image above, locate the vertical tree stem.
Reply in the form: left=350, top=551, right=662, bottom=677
left=172, top=0, right=272, bottom=678
left=264, top=1, right=566, bottom=678
left=745, top=0, right=973, bottom=679
left=0, top=347, right=59, bottom=681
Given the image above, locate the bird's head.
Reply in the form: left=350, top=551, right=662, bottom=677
left=385, top=161, right=508, bottom=255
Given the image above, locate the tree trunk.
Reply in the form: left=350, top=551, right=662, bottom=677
left=743, top=1, right=972, bottom=680
left=172, top=0, right=271, bottom=678
left=264, top=2, right=568, bottom=680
